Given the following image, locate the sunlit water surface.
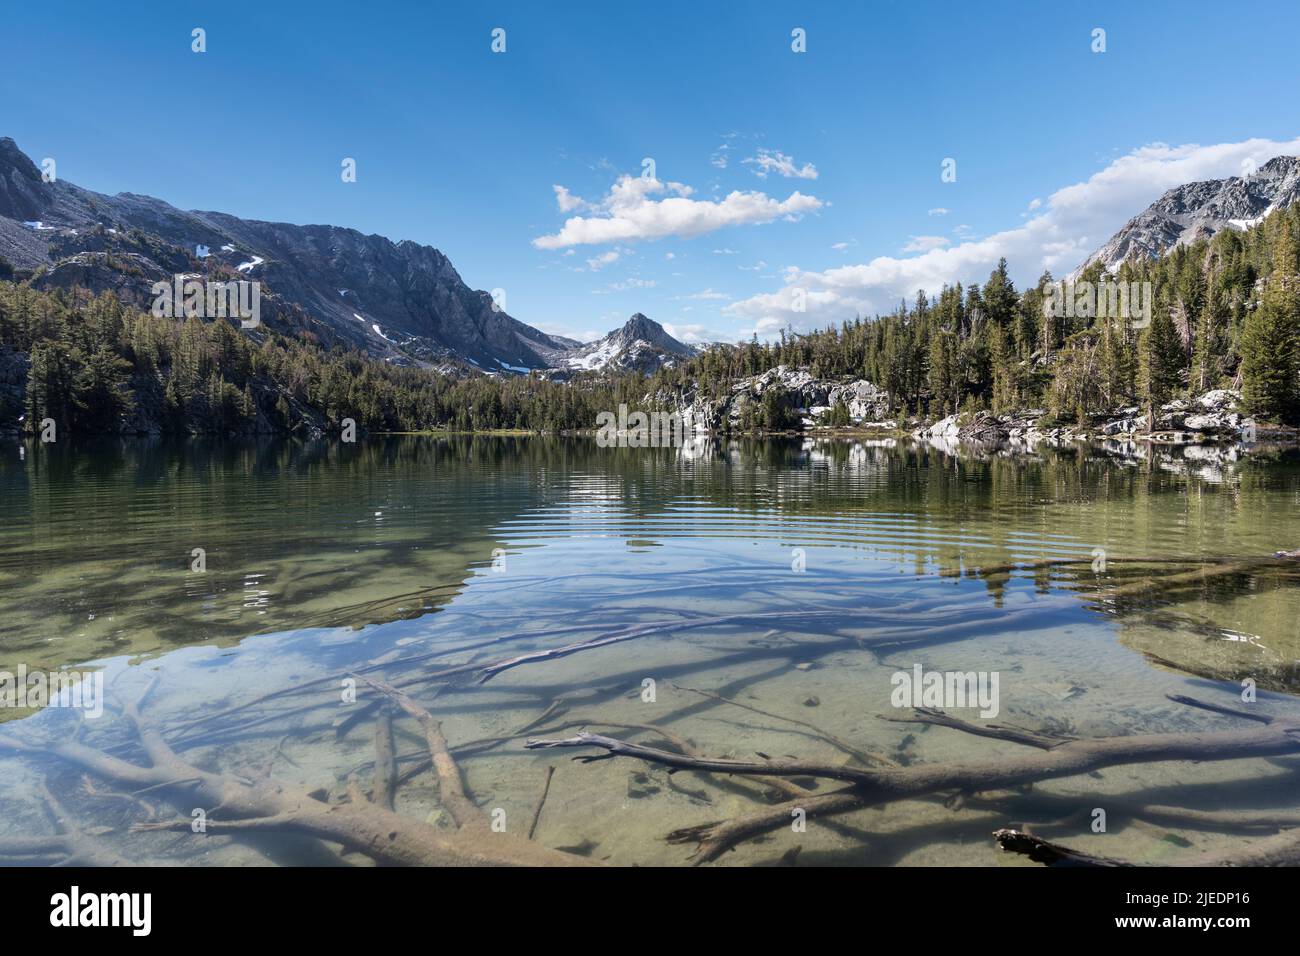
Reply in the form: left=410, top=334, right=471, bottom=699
left=2, top=436, right=1299, bottom=866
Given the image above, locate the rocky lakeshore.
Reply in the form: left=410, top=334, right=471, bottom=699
left=660, top=366, right=1287, bottom=451
left=913, top=388, right=1263, bottom=449
left=670, top=365, right=896, bottom=434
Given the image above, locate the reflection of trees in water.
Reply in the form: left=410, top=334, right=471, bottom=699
left=952, top=548, right=1300, bottom=694
left=1, top=436, right=574, bottom=671
left=4, top=435, right=1300, bottom=680
left=1107, top=565, right=1300, bottom=695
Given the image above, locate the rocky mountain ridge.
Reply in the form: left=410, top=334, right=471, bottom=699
left=0, top=136, right=576, bottom=370
left=1075, top=155, right=1300, bottom=277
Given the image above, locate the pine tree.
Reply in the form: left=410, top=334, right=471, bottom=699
left=73, top=348, right=133, bottom=430
left=1189, top=280, right=1223, bottom=394
left=1138, top=303, right=1184, bottom=427
left=989, top=323, right=1017, bottom=413
left=1097, top=316, right=1123, bottom=408
left=982, top=259, right=1018, bottom=330
left=25, top=340, right=76, bottom=433
left=1241, top=222, right=1300, bottom=422
left=927, top=329, right=957, bottom=415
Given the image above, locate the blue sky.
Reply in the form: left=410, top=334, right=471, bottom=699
left=4, top=0, right=1300, bottom=344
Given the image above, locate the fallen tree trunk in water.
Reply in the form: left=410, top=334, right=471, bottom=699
left=1081, top=556, right=1291, bottom=603
left=526, top=697, right=1300, bottom=864
left=0, top=677, right=594, bottom=867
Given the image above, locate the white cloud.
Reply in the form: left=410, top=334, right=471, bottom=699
left=901, top=235, right=951, bottom=253
left=712, top=247, right=738, bottom=255
left=612, top=278, right=656, bottom=290
left=533, top=174, right=823, bottom=249
left=553, top=185, right=587, bottom=213
left=742, top=316, right=786, bottom=338
left=537, top=322, right=602, bottom=343
left=927, top=207, right=949, bottom=216
left=742, top=148, right=819, bottom=180
left=685, top=288, right=731, bottom=300
left=663, top=322, right=708, bottom=344
left=727, top=136, right=1300, bottom=327
left=586, top=250, right=620, bottom=270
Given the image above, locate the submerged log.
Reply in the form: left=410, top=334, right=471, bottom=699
left=0, top=679, right=595, bottom=867
left=527, top=697, right=1300, bottom=863
left=994, top=826, right=1300, bottom=867
left=1081, top=557, right=1286, bottom=603
left=992, top=829, right=1129, bottom=867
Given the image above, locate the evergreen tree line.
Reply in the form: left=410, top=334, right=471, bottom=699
left=0, top=283, right=638, bottom=435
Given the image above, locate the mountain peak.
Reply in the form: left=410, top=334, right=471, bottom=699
left=0, top=137, right=50, bottom=222
left=1075, top=155, right=1300, bottom=277
left=0, top=137, right=33, bottom=164
left=612, top=312, right=690, bottom=351
left=564, top=312, right=695, bottom=373
left=620, top=312, right=662, bottom=337
left=1258, top=155, right=1300, bottom=176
